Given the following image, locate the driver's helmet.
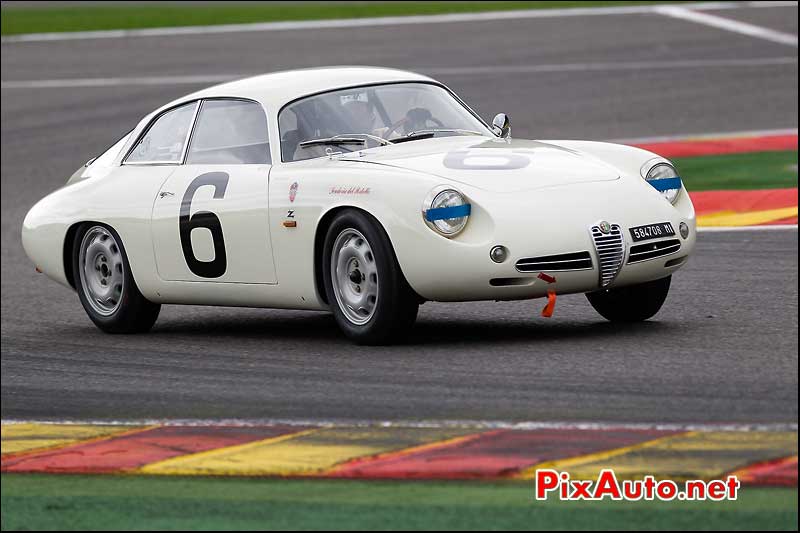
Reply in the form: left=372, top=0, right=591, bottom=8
left=340, top=93, right=376, bottom=133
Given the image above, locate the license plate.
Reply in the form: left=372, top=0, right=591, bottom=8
left=629, top=222, right=676, bottom=242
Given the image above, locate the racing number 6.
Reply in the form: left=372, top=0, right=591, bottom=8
left=179, top=172, right=229, bottom=278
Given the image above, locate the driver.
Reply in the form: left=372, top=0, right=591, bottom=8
left=292, top=98, right=384, bottom=160
left=341, top=99, right=378, bottom=135
left=340, top=95, right=435, bottom=140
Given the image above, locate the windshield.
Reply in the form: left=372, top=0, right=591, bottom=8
left=278, top=82, right=491, bottom=162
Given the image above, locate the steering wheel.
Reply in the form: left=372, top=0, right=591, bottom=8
left=383, top=108, right=445, bottom=139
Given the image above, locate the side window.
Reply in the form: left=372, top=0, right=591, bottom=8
left=186, top=100, right=270, bottom=165
left=125, top=102, right=197, bottom=164
left=278, top=109, right=300, bottom=162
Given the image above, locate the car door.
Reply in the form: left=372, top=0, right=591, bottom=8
left=150, top=98, right=276, bottom=284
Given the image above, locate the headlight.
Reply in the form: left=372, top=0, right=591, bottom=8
left=643, top=161, right=682, bottom=204
left=422, top=187, right=471, bottom=237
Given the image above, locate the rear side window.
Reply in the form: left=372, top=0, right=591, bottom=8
left=186, top=99, right=270, bottom=165
left=125, top=102, right=197, bottom=164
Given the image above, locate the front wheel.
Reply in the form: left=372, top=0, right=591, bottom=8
left=73, top=223, right=160, bottom=333
left=586, top=275, right=671, bottom=322
left=322, top=210, right=419, bottom=345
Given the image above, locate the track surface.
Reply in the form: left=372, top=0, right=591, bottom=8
left=1, top=4, right=797, bottom=423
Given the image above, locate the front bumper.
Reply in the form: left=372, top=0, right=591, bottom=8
left=394, top=179, right=696, bottom=302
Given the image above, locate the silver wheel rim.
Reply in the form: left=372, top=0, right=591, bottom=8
left=78, top=226, right=125, bottom=316
left=331, top=228, right=379, bottom=325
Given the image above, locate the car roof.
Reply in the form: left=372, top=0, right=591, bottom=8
left=163, top=66, right=437, bottom=113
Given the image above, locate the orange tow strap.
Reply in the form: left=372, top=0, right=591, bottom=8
left=541, top=290, right=557, bottom=318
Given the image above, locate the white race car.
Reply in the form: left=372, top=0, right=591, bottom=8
left=23, top=67, right=695, bottom=344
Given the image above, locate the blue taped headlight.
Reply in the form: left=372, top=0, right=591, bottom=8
left=644, top=162, right=682, bottom=204
left=425, top=203, right=471, bottom=222
left=423, top=188, right=470, bottom=237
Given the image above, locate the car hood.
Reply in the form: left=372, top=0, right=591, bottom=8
left=338, top=136, right=620, bottom=192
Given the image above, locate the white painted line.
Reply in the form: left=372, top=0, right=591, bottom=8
left=0, top=74, right=241, bottom=89
left=1, top=418, right=796, bottom=432
left=613, top=127, right=798, bottom=144
left=429, top=56, right=798, bottom=75
left=1, top=1, right=797, bottom=43
left=655, top=5, right=799, bottom=47
left=698, top=224, right=798, bottom=232
left=3, top=57, right=796, bottom=89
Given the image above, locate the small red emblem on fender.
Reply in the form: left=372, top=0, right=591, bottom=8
left=289, top=182, right=299, bottom=203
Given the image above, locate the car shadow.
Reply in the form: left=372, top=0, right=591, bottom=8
left=408, top=318, right=674, bottom=346
left=146, top=308, right=677, bottom=347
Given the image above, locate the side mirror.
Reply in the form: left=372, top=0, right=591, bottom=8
left=492, top=113, right=511, bottom=138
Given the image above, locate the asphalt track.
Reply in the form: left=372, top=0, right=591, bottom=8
left=1, top=3, right=797, bottom=424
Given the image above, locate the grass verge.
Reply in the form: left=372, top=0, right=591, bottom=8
left=2, top=2, right=680, bottom=36
left=674, top=150, right=798, bottom=191
left=1, top=474, right=797, bottom=530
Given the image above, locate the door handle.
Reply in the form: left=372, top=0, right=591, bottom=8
left=158, top=191, right=175, bottom=199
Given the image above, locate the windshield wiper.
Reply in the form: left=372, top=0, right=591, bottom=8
left=390, top=129, right=485, bottom=144
left=298, top=137, right=367, bottom=149
left=299, top=133, right=395, bottom=149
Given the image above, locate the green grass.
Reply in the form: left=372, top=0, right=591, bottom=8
left=1, top=474, right=797, bottom=530
left=673, top=150, right=798, bottom=191
left=1, top=2, right=682, bottom=36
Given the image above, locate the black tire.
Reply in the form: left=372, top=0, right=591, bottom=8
left=72, top=223, right=160, bottom=333
left=322, top=209, right=419, bottom=345
left=586, top=275, right=671, bottom=322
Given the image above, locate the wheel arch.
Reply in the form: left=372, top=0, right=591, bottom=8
left=313, top=205, right=418, bottom=306
left=62, top=220, right=116, bottom=290
left=63, top=221, right=89, bottom=289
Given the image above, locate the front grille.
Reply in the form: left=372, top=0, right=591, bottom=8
left=591, top=224, right=625, bottom=287
left=628, top=239, right=681, bottom=264
left=515, top=251, right=593, bottom=273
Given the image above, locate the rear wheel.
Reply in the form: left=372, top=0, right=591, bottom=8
left=322, top=210, right=418, bottom=345
left=586, top=275, right=671, bottom=322
left=73, top=223, right=160, bottom=333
